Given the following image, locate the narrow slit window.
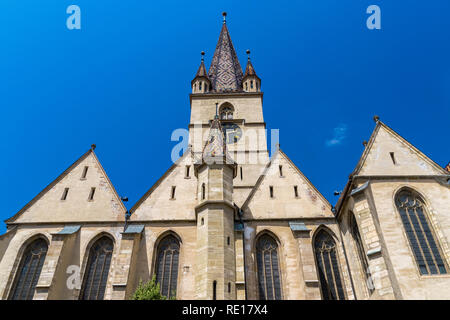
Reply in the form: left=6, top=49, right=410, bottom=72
left=202, top=183, right=206, bottom=200
left=185, top=165, right=190, bottom=177
left=240, top=167, right=243, bottom=180
left=81, top=166, right=89, bottom=179
left=269, top=186, right=274, bottom=198
left=279, top=165, right=283, bottom=177
left=61, top=188, right=69, bottom=200
left=213, top=281, right=217, bottom=300
left=228, top=282, right=231, bottom=293
left=250, top=80, right=254, bottom=89
left=171, top=186, right=176, bottom=199
left=199, top=82, right=202, bottom=90
left=201, top=217, right=204, bottom=225
left=227, top=236, right=230, bottom=246
left=390, top=152, right=397, bottom=165
left=294, top=186, right=298, bottom=198
left=88, top=187, right=96, bottom=201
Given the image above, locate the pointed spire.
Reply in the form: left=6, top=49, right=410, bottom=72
left=243, top=49, right=258, bottom=78
left=191, top=51, right=211, bottom=91
left=200, top=103, right=235, bottom=165
left=195, top=51, right=208, bottom=77
left=208, top=13, right=244, bottom=92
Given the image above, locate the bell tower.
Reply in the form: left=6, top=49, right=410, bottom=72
left=188, top=12, right=269, bottom=207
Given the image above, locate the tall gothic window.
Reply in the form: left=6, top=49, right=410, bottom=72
left=9, top=238, right=48, bottom=300
left=80, top=236, right=114, bottom=300
left=256, top=234, right=282, bottom=300
left=155, top=235, right=180, bottom=298
left=314, top=229, right=345, bottom=300
left=395, top=189, right=447, bottom=275
left=349, top=213, right=374, bottom=294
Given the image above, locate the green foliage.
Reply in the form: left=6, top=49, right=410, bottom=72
left=131, top=275, right=177, bottom=300
left=131, top=275, right=171, bottom=300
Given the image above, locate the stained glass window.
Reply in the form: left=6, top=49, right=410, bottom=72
left=9, top=238, right=48, bottom=300
left=396, top=190, right=447, bottom=275
left=80, top=236, right=114, bottom=300
left=314, top=230, right=345, bottom=300
left=155, top=235, right=180, bottom=298
left=256, top=234, right=282, bottom=300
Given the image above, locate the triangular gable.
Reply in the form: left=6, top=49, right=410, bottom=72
left=242, top=149, right=332, bottom=219
left=5, top=146, right=126, bottom=224
left=353, top=121, right=448, bottom=176
left=130, top=148, right=197, bottom=220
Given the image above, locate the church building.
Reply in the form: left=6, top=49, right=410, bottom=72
left=0, top=13, right=449, bottom=300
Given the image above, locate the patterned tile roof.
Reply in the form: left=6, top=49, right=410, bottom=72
left=195, top=60, right=208, bottom=78
left=244, top=59, right=257, bottom=77
left=191, top=56, right=210, bottom=86
left=208, top=22, right=244, bottom=92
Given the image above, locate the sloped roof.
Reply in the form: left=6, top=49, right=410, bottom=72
left=191, top=57, right=210, bottom=85
left=353, top=120, right=449, bottom=176
left=242, top=148, right=331, bottom=210
left=208, top=22, right=244, bottom=92
left=129, top=150, right=192, bottom=214
left=5, top=146, right=127, bottom=224
left=243, top=58, right=259, bottom=80
left=335, top=120, right=449, bottom=216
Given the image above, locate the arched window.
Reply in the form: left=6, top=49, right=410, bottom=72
left=80, top=236, right=114, bottom=300
left=349, top=213, right=374, bottom=294
left=219, top=104, right=234, bottom=120
left=256, top=234, right=282, bottom=300
left=155, top=235, right=180, bottom=298
left=9, top=238, right=48, bottom=300
left=314, top=229, right=345, bottom=300
left=395, top=189, right=447, bottom=275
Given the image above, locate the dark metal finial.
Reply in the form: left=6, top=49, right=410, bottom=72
left=373, top=115, right=380, bottom=123
left=246, top=49, right=251, bottom=60
left=222, top=12, right=227, bottom=23
left=91, top=144, right=96, bottom=150
left=363, top=140, right=368, bottom=147
left=201, top=51, right=205, bottom=61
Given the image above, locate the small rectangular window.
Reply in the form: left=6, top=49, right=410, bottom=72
left=279, top=165, right=283, bottom=177
left=81, top=166, right=89, bottom=179
left=269, top=186, right=274, bottom=198
left=294, top=186, right=298, bottom=198
left=171, top=186, right=176, bottom=199
left=88, top=187, right=96, bottom=201
left=390, top=152, right=397, bottom=165
left=185, top=165, right=190, bottom=177
left=61, top=188, right=69, bottom=200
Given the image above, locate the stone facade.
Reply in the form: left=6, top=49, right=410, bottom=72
left=0, top=15, right=449, bottom=300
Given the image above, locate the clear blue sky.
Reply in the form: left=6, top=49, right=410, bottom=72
left=1, top=1, right=449, bottom=233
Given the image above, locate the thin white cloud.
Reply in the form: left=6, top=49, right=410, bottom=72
left=325, top=124, right=347, bottom=147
